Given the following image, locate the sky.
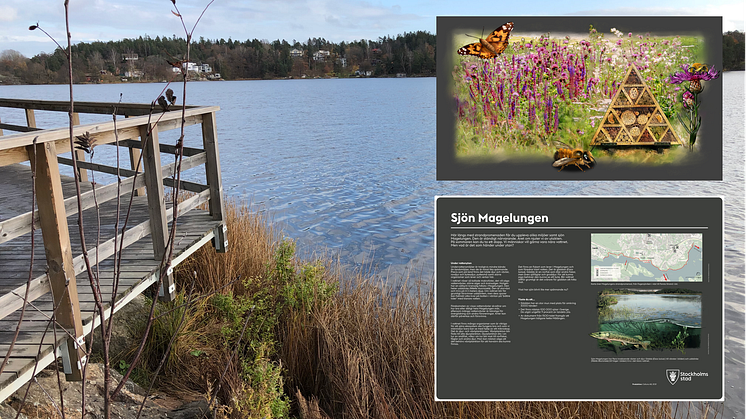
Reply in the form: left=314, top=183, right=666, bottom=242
left=0, top=0, right=743, bottom=58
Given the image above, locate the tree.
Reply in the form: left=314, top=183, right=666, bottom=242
left=723, top=30, right=745, bottom=71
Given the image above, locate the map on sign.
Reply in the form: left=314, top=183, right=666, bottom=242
left=591, top=233, right=703, bottom=282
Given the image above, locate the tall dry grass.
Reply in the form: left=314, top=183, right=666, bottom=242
left=161, top=200, right=716, bottom=419
left=280, top=277, right=681, bottom=419
left=176, top=198, right=279, bottom=294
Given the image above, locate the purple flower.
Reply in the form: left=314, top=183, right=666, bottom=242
left=669, top=63, right=719, bottom=83
left=669, top=63, right=720, bottom=93
left=682, top=90, right=694, bottom=108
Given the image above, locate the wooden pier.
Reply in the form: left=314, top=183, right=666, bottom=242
left=0, top=99, right=228, bottom=401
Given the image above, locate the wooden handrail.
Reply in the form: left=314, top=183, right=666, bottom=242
left=0, top=98, right=195, bottom=116
left=0, top=151, right=209, bottom=245
left=0, top=106, right=218, bottom=154
left=116, top=139, right=204, bottom=157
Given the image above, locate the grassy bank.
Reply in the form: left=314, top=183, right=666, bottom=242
left=126, top=200, right=716, bottom=418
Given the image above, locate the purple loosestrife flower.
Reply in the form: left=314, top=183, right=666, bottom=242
left=554, top=105, right=560, bottom=131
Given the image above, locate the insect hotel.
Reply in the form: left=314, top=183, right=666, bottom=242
left=0, top=99, right=227, bottom=400
left=590, top=64, right=683, bottom=150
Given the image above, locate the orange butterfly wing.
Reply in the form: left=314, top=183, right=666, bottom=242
left=457, top=41, right=496, bottom=59
left=457, top=22, right=514, bottom=59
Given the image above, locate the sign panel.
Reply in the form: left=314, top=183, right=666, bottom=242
left=435, top=196, right=723, bottom=400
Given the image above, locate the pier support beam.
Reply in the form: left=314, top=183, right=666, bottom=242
left=28, top=140, right=86, bottom=381
left=201, top=112, right=227, bottom=253
left=140, top=125, right=175, bottom=301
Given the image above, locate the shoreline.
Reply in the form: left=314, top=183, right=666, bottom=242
left=0, top=73, right=436, bottom=87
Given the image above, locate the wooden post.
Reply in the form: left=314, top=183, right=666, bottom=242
left=28, top=140, right=86, bottom=381
left=0, top=117, right=4, bottom=136
left=24, top=109, right=36, bottom=129
left=71, top=113, right=89, bottom=183
left=127, top=117, right=146, bottom=196
left=128, top=147, right=145, bottom=196
left=140, top=124, right=175, bottom=301
left=201, top=112, right=228, bottom=253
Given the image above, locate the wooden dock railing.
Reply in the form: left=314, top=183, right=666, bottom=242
left=0, top=99, right=228, bottom=399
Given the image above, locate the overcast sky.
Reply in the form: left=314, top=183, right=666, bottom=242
left=1, top=0, right=743, bottom=58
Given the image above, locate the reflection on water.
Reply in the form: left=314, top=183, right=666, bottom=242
left=609, top=294, right=702, bottom=326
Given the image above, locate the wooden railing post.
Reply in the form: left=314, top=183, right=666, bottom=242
left=27, top=140, right=86, bottom=381
left=24, top=109, right=36, bottom=129
left=201, top=111, right=228, bottom=253
left=71, top=112, right=89, bottom=183
left=0, top=117, right=4, bottom=136
left=140, top=124, right=175, bottom=301
left=126, top=116, right=146, bottom=196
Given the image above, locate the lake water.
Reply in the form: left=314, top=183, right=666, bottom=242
left=608, top=294, right=702, bottom=326
left=0, top=73, right=743, bottom=417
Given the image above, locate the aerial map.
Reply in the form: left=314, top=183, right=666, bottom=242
left=591, top=233, right=703, bottom=282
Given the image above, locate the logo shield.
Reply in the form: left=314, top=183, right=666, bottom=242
left=666, top=369, right=680, bottom=385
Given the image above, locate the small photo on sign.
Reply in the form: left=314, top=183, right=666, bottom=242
left=436, top=16, right=723, bottom=180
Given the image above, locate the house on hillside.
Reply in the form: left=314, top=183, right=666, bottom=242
left=123, top=70, right=143, bottom=78
left=313, top=50, right=330, bottom=61
left=185, top=62, right=199, bottom=72
left=176, top=62, right=212, bottom=74
left=290, top=48, right=303, bottom=58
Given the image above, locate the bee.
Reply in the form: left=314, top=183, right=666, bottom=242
left=689, top=63, right=708, bottom=74
left=552, top=141, right=596, bottom=171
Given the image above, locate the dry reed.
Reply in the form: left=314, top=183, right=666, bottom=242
left=161, top=200, right=716, bottom=419
left=176, top=198, right=279, bottom=294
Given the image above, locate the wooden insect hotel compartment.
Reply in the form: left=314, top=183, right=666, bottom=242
left=590, top=64, right=683, bottom=150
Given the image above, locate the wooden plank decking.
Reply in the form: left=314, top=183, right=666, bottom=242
left=0, top=100, right=227, bottom=402
left=0, top=163, right=221, bottom=399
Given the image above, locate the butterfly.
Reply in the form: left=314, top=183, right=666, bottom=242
left=457, top=22, right=514, bottom=59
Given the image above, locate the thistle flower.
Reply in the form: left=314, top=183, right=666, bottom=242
left=670, top=63, right=720, bottom=151
left=668, top=63, right=719, bottom=93
left=682, top=90, right=694, bottom=108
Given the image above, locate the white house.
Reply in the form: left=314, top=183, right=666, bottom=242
left=290, top=48, right=303, bottom=58
left=184, top=62, right=199, bottom=72
left=313, top=50, right=330, bottom=61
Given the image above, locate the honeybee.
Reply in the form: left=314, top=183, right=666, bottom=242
left=552, top=141, right=596, bottom=171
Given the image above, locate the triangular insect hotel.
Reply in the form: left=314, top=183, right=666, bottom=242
left=591, top=64, right=682, bottom=147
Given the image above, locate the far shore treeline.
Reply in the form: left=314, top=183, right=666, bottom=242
left=0, top=31, right=436, bottom=84
left=0, top=30, right=742, bottom=85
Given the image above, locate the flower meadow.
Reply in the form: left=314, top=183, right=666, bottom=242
left=453, top=26, right=704, bottom=158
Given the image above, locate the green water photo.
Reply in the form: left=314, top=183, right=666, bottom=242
left=595, top=291, right=701, bottom=353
